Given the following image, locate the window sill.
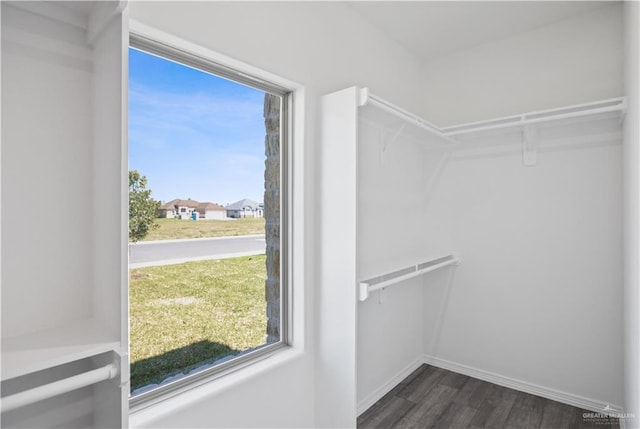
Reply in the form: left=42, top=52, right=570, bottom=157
left=129, top=346, right=304, bottom=425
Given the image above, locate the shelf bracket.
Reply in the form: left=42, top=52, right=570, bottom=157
left=383, top=122, right=407, bottom=152
left=523, top=124, right=537, bottom=167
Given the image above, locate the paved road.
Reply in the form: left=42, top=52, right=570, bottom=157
left=129, top=235, right=266, bottom=268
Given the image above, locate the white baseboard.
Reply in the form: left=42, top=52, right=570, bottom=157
left=619, top=417, right=628, bottom=429
left=423, top=354, right=624, bottom=415
left=356, top=357, right=424, bottom=416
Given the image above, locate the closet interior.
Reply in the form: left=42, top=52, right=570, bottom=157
left=1, top=2, right=129, bottom=427
left=1, top=1, right=636, bottom=428
left=319, top=85, right=625, bottom=420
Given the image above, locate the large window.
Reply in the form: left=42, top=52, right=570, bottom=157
left=128, top=35, right=289, bottom=404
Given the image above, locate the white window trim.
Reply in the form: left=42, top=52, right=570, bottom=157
left=127, top=20, right=306, bottom=415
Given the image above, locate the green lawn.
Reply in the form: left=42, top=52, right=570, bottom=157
left=129, top=255, right=267, bottom=391
left=142, top=217, right=265, bottom=241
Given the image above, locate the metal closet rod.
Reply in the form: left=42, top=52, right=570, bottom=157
left=1, top=363, right=119, bottom=413
left=359, top=255, right=460, bottom=301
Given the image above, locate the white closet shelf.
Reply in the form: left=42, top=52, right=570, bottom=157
left=1, top=320, right=120, bottom=381
left=358, top=88, right=458, bottom=147
left=356, top=89, right=625, bottom=151
left=441, top=97, right=627, bottom=137
left=359, top=255, right=460, bottom=301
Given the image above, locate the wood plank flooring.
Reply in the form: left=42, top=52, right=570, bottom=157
left=357, top=365, right=620, bottom=429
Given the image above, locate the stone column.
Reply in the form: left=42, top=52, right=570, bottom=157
left=264, top=94, right=280, bottom=344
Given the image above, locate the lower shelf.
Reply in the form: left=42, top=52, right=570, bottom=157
left=1, top=320, right=120, bottom=381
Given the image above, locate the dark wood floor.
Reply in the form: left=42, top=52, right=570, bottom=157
left=357, top=365, right=619, bottom=429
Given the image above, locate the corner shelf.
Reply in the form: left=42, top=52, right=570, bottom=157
left=358, top=88, right=458, bottom=148
left=356, top=88, right=626, bottom=156
left=1, top=320, right=120, bottom=381
left=441, top=97, right=626, bottom=137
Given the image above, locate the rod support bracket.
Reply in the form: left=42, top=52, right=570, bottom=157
left=359, top=282, right=369, bottom=301
left=109, top=349, right=128, bottom=389
left=383, top=122, right=407, bottom=152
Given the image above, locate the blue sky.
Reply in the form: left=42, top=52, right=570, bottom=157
left=128, top=48, right=266, bottom=206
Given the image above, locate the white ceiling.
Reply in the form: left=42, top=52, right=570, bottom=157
left=348, top=1, right=615, bottom=62
left=58, top=1, right=94, bottom=17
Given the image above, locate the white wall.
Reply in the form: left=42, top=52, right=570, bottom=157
left=127, top=3, right=425, bottom=428
left=623, top=1, right=640, bottom=426
left=424, top=138, right=623, bottom=408
left=203, top=211, right=225, bottom=220
left=130, top=350, right=313, bottom=428
left=2, top=3, right=95, bottom=339
left=130, top=2, right=424, bottom=115
left=356, top=108, right=453, bottom=413
left=420, top=4, right=623, bottom=126
left=415, top=2, right=625, bottom=410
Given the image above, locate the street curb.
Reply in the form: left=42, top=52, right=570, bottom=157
left=129, top=250, right=266, bottom=269
left=130, top=234, right=265, bottom=245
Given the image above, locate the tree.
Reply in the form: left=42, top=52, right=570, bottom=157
left=129, top=170, right=160, bottom=242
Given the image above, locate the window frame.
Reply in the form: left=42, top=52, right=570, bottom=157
left=128, top=33, right=291, bottom=410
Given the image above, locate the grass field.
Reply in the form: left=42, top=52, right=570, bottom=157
left=142, top=217, right=265, bottom=241
left=129, top=255, right=267, bottom=391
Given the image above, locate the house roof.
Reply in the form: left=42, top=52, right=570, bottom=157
left=225, top=198, right=262, bottom=211
left=160, top=199, right=195, bottom=210
left=196, top=202, right=225, bottom=212
left=160, top=199, right=225, bottom=211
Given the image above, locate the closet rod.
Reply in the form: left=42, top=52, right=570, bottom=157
left=1, top=363, right=119, bottom=413
left=442, top=97, right=626, bottom=137
left=359, top=255, right=460, bottom=301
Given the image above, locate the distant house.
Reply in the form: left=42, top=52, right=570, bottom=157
left=159, top=199, right=227, bottom=220
left=225, top=199, right=264, bottom=218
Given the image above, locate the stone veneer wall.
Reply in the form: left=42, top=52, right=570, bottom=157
left=264, top=94, right=280, bottom=343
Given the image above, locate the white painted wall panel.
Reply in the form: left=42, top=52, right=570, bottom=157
left=623, top=1, right=640, bottom=425
left=1, top=3, right=93, bottom=339
left=356, top=111, right=454, bottom=411
left=130, top=350, right=313, bottom=428
left=357, top=277, right=424, bottom=411
left=129, top=2, right=424, bottom=114
left=316, top=87, right=359, bottom=428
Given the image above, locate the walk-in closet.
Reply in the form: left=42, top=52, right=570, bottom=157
left=2, top=1, right=639, bottom=428
left=320, top=85, right=627, bottom=426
